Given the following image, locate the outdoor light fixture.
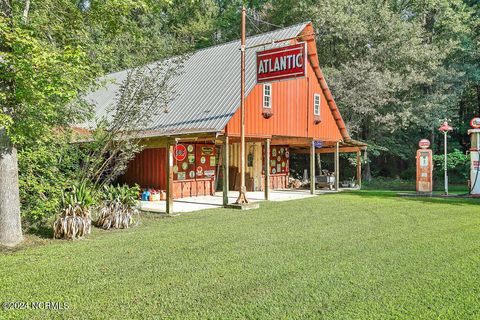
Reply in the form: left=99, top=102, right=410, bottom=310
left=262, top=109, right=273, bottom=119
left=438, top=120, right=453, bottom=195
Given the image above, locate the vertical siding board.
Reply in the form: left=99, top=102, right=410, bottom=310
left=120, top=147, right=168, bottom=190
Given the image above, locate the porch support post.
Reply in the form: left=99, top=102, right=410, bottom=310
left=310, top=140, right=315, bottom=195
left=334, top=141, right=340, bottom=191
left=223, top=136, right=229, bottom=206
left=356, top=150, right=362, bottom=189
left=264, top=138, right=270, bottom=200
left=166, top=140, right=174, bottom=214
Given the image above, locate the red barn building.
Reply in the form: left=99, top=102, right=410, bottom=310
left=81, top=22, right=366, bottom=213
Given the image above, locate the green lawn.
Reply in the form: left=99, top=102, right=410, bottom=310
left=1, top=191, right=480, bottom=319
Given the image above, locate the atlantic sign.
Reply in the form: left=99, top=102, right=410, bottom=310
left=256, top=43, right=306, bottom=83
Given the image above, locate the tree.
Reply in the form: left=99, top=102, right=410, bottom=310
left=0, top=0, right=195, bottom=235
left=79, top=58, right=184, bottom=188
left=0, top=0, right=95, bottom=242
left=247, top=0, right=477, bottom=180
left=0, top=0, right=22, bottom=246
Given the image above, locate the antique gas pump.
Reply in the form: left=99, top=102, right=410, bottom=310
left=468, top=117, right=480, bottom=195
left=416, top=139, right=433, bottom=194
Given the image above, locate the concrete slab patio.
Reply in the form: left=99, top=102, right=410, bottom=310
left=138, top=189, right=340, bottom=214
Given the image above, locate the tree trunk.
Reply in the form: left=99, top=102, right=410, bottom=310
left=0, top=128, right=23, bottom=247
left=0, top=0, right=22, bottom=246
left=22, top=0, right=30, bottom=25
left=477, top=85, right=480, bottom=116
left=361, top=121, right=372, bottom=182
left=363, top=149, right=372, bottom=182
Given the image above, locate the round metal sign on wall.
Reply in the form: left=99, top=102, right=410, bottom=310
left=174, top=145, right=187, bottom=161
left=418, top=139, right=431, bottom=149
left=470, top=117, right=480, bottom=129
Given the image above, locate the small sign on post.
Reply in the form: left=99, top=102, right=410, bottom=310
left=314, top=140, right=323, bottom=148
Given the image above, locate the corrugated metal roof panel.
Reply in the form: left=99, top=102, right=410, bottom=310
left=81, top=22, right=309, bottom=136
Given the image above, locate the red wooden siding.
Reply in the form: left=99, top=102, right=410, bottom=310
left=306, top=62, right=342, bottom=140
left=120, top=145, right=216, bottom=199
left=172, top=180, right=215, bottom=198
left=226, top=60, right=342, bottom=142
left=260, top=174, right=289, bottom=190
left=120, top=148, right=166, bottom=190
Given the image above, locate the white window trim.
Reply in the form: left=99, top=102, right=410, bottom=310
left=263, top=83, right=272, bottom=109
left=314, top=93, right=321, bottom=116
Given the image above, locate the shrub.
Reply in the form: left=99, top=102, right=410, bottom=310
left=433, top=149, right=469, bottom=183
left=53, top=183, right=96, bottom=240
left=95, top=184, right=140, bottom=230
left=18, top=137, right=86, bottom=228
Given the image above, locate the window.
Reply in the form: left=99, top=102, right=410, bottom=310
left=314, top=93, right=321, bottom=116
left=263, top=83, right=272, bottom=109
left=262, top=83, right=273, bottom=119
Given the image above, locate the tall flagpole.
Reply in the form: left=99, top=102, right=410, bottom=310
left=236, top=5, right=249, bottom=204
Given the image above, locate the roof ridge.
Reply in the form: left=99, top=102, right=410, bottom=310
left=192, top=21, right=311, bottom=55
left=96, top=21, right=311, bottom=79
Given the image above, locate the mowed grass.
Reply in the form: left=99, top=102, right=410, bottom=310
left=1, top=191, right=480, bottom=319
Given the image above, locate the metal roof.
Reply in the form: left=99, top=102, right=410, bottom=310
left=81, top=22, right=310, bottom=136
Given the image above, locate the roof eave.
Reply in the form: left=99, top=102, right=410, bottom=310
left=300, top=24, right=351, bottom=142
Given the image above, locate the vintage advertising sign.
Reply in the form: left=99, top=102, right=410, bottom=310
left=263, top=145, right=289, bottom=175
left=173, top=144, right=195, bottom=181
left=195, top=143, right=216, bottom=180
left=470, top=117, right=480, bottom=128
left=174, top=144, right=187, bottom=162
left=418, top=139, right=430, bottom=149
left=256, top=43, right=306, bottom=83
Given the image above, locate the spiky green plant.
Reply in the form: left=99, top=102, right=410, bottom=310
left=53, top=182, right=96, bottom=240
left=96, top=184, right=140, bottom=230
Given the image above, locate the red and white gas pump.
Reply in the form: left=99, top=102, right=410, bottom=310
left=468, top=117, right=480, bottom=196
left=416, top=139, right=433, bottom=194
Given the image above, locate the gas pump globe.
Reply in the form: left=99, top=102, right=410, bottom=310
left=468, top=117, right=480, bottom=195
left=416, top=139, right=433, bottom=194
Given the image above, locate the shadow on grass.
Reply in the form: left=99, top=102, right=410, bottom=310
left=0, top=231, right=53, bottom=254
left=26, top=224, right=53, bottom=239
left=342, top=189, right=480, bottom=206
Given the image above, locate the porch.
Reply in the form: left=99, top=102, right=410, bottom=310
left=138, top=188, right=349, bottom=214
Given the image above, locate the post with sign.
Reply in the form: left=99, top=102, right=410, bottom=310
left=468, top=117, right=480, bottom=195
